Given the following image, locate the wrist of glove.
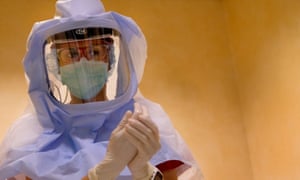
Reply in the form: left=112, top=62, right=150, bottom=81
left=88, top=158, right=124, bottom=180
left=88, top=161, right=163, bottom=180
left=130, top=162, right=162, bottom=180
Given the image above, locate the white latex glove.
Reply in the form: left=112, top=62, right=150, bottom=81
left=124, top=103, right=161, bottom=179
left=88, top=111, right=137, bottom=180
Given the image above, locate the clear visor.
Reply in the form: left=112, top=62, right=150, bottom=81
left=44, top=27, right=130, bottom=104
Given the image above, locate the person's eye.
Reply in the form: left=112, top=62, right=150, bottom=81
left=93, top=47, right=106, bottom=56
left=93, top=49, right=101, bottom=56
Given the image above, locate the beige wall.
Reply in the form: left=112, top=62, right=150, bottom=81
left=224, top=0, right=300, bottom=179
left=103, top=1, right=252, bottom=179
left=0, top=0, right=56, bottom=142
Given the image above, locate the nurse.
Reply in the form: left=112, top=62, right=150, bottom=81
left=47, top=27, right=163, bottom=179
left=0, top=0, right=203, bottom=179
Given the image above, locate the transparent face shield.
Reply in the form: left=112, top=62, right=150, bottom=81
left=44, top=27, right=130, bottom=104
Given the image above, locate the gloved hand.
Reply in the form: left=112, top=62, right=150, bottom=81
left=88, top=111, right=137, bottom=180
left=124, top=103, right=161, bottom=179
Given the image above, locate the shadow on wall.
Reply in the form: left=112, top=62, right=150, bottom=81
left=224, top=0, right=300, bottom=179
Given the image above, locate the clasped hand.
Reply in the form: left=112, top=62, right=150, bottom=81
left=97, top=103, right=161, bottom=179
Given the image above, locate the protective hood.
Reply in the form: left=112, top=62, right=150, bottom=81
left=24, top=0, right=147, bottom=114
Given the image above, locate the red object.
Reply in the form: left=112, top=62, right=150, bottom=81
left=156, top=160, right=184, bottom=172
